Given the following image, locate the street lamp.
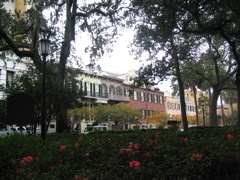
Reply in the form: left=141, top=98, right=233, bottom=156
left=201, top=100, right=205, bottom=126
left=39, top=38, right=50, bottom=140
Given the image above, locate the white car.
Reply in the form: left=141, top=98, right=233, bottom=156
left=0, top=125, right=14, bottom=136
left=82, top=126, right=107, bottom=134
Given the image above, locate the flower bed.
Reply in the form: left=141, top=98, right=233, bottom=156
left=1, top=128, right=240, bottom=179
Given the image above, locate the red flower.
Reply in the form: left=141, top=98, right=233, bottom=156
left=134, top=143, right=140, bottom=149
left=183, top=137, right=189, bottom=142
left=227, top=134, right=235, bottom=140
left=75, top=143, right=79, bottom=148
left=129, top=160, right=140, bottom=170
left=20, top=156, right=33, bottom=165
left=16, top=168, right=23, bottom=174
left=27, top=172, right=33, bottom=179
left=191, top=153, right=202, bottom=161
left=149, top=140, right=154, bottom=145
left=59, top=145, right=66, bottom=150
left=145, top=152, right=151, bottom=159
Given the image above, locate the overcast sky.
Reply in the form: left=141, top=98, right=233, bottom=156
left=75, top=29, right=172, bottom=92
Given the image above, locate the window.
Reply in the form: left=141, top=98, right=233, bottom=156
left=141, top=109, right=145, bottom=117
left=133, top=91, right=137, bottom=100
left=84, top=81, right=91, bottom=96
left=148, top=94, right=152, bottom=102
left=159, top=96, right=163, bottom=104
left=124, top=89, right=127, bottom=96
left=116, top=87, right=122, bottom=96
left=154, top=95, right=157, bottom=103
left=177, top=104, right=181, bottom=110
left=6, top=71, right=14, bottom=87
left=102, top=84, right=108, bottom=97
left=124, top=89, right=129, bottom=96
left=167, top=102, right=170, bottom=109
left=140, top=92, right=144, bottom=101
left=109, top=85, right=115, bottom=95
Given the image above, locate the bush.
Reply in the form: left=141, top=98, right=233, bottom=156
left=1, top=128, right=240, bottom=179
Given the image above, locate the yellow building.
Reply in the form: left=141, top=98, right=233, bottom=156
left=184, top=89, right=209, bottom=125
left=3, top=0, right=31, bottom=12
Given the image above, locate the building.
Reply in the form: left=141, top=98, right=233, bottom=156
left=0, top=53, right=29, bottom=99
left=0, top=0, right=32, bottom=99
left=164, top=91, right=196, bottom=125
left=2, top=0, right=32, bottom=12
left=77, top=70, right=130, bottom=107
left=217, top=105, right=230, bottom=126
left=126, top=85, right=165, bottom=128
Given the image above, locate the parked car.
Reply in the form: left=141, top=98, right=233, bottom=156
left=0, top=125, right=14, bottom=136
left=82, top=125, right=107, bottom=134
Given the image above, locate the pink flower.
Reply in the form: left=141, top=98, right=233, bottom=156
left=20, top=156, right=33, bottom=165
left=191, top=153, right=202, bottom=161
left=84, top=152, right=91, bottom=157
left=129, top=160, right=140, bottom=170
left=227, top=134, right=235, bottom=140
left=118, top=148, right=132, bottom=155
left=134, top=143, right=140, bottom=149
left=59, top=145, right=66, bottom=150
left=183, top=137, right=189, bottom=142
left=118, top=148, right=126, bottom=155
left=75, top=143, right=79, bottom=148
left=145, top=152, right=151, bottom=159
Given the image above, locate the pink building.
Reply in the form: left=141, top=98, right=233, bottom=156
left=123, top=85, right=165, bottom=128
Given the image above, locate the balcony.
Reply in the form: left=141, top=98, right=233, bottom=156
left=108, top=94, right=130, bottom=102
left=84, top=91, right=130, bottom=102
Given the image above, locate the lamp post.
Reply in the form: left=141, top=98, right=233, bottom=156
left=39, top=38, right=50, bottom=140
left=201, top=100, right=205, bottom=126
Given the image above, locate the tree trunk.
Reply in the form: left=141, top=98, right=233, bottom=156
left=209, top=87, right=220, bottom=126
left=56, top=0, right=74, bottom=133
left=170, top=36, right=188, bottom=131
left=192, top=86, right=199, bottom=126
left=220, top=94, right=225, bottom=126
left=236, top=67, right=240, bottom=128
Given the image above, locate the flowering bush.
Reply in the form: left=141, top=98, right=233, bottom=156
left=1, top=128, right=240, bottom=179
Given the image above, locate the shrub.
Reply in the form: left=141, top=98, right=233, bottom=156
left=1, top=128, right=240, bottom=179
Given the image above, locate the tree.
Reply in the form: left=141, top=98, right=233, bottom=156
left=93, top=104, right=111, bottom=125
left=0, top=0, right=125, bottom=133
left=148, top=111, right=168, bottom=128
left=67, top=106, right=94, bottom=131
left=0, top=63, right=82, bottom=134
left=109, top=103, right=141, bottom=130
left=194, top=37, right=236, bottom=126
left=130, top=0, right=202, bottom=131
left=222, top=90, right=238, bottom=115
left=92, top=103, right=141, bottom=130
left=168, top=0, right=240, bottom=127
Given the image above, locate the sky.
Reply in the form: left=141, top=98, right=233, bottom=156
left=75, top=29, right=172, bottom=93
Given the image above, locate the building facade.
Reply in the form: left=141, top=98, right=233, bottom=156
left=124, top=85, right=165, bottom=129
left=0, top=53, right=29, bottom=99
left=164, top=92, right=196, bottom=123
left=2, top=0, right=32, bottom=12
